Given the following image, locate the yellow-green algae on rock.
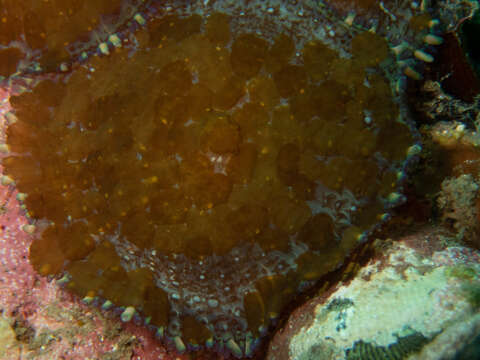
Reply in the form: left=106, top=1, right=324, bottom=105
left=0, top=0, right=442, bottom=357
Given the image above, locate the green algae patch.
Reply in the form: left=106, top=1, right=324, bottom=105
left=445, top=265, right=478, bottom=281
left=446, top=265, right=480, bottom=310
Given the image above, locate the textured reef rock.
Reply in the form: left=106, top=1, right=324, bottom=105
left=438, top=173, right=479, bottom=241
left=266, top=226, right=480, bottom=360
left=424, top=83, right=480, bottom=249
left=0, top=0, right=472, bottom=358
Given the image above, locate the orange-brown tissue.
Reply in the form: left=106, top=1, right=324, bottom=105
left=2, top=10, right=414, bottom=357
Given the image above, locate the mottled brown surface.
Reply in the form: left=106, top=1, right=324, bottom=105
left=2, top=4, right=416, bottom=357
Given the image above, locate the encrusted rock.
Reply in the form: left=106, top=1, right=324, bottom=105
left=266, top=226, right=480, bottom=360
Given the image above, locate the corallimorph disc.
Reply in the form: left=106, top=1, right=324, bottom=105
left=0, top=0, right=446, bottom=357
